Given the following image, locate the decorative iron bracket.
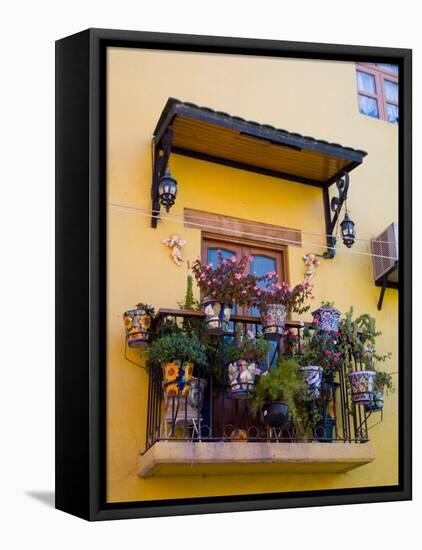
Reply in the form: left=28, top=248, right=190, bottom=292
left=322, top=172, right=350, bottom=259
left=151, top=127, right=173, bottom=228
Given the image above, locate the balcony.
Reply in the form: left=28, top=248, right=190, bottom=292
left=138, top=309, right=376, bottom=478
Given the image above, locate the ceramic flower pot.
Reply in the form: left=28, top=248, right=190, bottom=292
left=123, top=306, right=153, bottom=347
left=262, top=401, right=289, bottom=427
left=348, top=370, right=376, bottom=405
left=227, top=360, right=258, bottom=398
left=202, top=299, right=232, bottom=334
left=259, top=303, right=287, bottom=339
left=365, top=389, right=385, bottom=412
left=188, top=377, right=207, bottom=411
left=312, top=306, right=341, bottom=332
left=162, top=361, right=194, bottom=397
left=300, top=365, right=323, bottom=399
left=314, top=416, right=336, bottom=442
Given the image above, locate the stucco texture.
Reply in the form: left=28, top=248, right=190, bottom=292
left=107, top=47, right=398, bottom=503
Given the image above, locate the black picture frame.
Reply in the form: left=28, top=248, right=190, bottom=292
left=55, top=28, right=412, bottom=521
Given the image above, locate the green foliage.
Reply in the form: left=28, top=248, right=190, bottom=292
left=339, top=307, right=391, bottom=371
left=148, top=332, right=207, bottom=367
left=177, top=274, right=201, bottom=311
left=375, top=371, right=395, bottom=394
left=225, top=336, right=270, bottom=364
left=250, top=359, right=307, bottom=420
left=319, top=301, right=335, bottom=308
left=177, top=273, right=202, bottom=334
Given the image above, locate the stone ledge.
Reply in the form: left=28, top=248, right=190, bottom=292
left=138, top=441, right=375, bottom=477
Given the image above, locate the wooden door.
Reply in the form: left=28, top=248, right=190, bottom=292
left=201, top=235, right=288, bottom=438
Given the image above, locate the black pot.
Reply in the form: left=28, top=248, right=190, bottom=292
left=314, top=417, right=336, bottom=442
left=262, top=401, right=289, bottom=427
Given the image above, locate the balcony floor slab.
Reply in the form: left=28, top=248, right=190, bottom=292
left=138, top=441, right=375, bottom=477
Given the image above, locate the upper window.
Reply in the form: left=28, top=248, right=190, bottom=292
left=356, top=63, right=399, bottom=123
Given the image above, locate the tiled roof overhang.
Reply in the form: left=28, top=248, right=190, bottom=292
left=153, top=98, right=367, bottom=188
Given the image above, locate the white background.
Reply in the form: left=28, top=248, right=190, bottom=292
left=0, top=1, right=419, bottom=548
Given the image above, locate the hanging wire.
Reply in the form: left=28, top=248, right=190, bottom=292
left=149, top=205, right=397, bottom=245
left=108, top=202, right=399, bottom=261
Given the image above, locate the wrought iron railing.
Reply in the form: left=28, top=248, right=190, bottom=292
left=142, top=309, right=375, bottom=453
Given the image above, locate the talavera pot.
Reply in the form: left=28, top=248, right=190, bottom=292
left=162, top=361, right=194, bottom=398
left=123, top=305, right=153, bottom=347
left=227, top=360, right=258, bottom=398
left=314, top=416, right=336, bottom=442
left=202, top=299, right=232, bottom=334
left=300, top=365, right=323, bottom=399
left=262, top=401, right=289, bottom=427
left=188, top=377, right=207, bottom=410
left=348, top=370, right=376, bottom=405
left=259, top=303, right=287, bottom=339
left=312, top=306, right=341, bottom=332
left=365, top=389, right=385, bottom=412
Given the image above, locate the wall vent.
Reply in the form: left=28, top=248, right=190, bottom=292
left=371, top=223, right=398, bottom=309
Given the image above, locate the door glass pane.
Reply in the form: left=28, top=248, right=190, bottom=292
left=207, top=248, right=236, bottom=266
left=357, top=71, right=376, bottom=94
left=250, top=255, right=276, bottom=317
left=384, top=80, right=399, bottom=102
left=207, top=248, right=237, bottom=315
left=386, top=103, right=399, bottom=123
left=358, top=94, right=379, bottom=118
left=377, top=63, right=399, bottom=74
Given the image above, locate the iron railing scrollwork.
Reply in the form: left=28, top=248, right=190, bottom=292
left=142, top=309, right=375, bottom=454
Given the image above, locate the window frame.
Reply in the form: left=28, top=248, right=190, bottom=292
left=201, top=232, right=290, bottom=316
left=356, top=63, right=399, bottom=123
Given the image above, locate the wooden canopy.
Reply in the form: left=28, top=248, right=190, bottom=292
left=153, top=98, right=367, bottom=188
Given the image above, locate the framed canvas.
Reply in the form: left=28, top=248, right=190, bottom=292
left=55, top=28, right=412, bottom=521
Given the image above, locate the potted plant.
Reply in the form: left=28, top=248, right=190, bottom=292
left=123, top=303, right=155, bottom=347
left=339, top=308, right=391, bottom=406
left=250, top=358, right=308, bottom=428
left=300, top=325, right=345, bottom=441
left=225, top=336, right=270, bottom=398
left=312, top=301, right=341, bottom=332
left=365, top=370, right=395, bottom=412
left=148, top=332, right=207, bottom=398
left=192, top=252, right=258, bottom=333
left=254, top=275, right=313, bottom=339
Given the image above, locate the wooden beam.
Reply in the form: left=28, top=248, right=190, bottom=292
left=183, top=208, right=302, bottom=247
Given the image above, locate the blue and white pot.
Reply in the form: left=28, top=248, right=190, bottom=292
left=227, top=360, right=258, bottom=398
left=202, top=299, right=232, bottom=334
left=188, top=377, right=207, bottom=411
left=312, top=306, right=341, bottom=332
left=365, top=389, right=385, bottom=412
left=300, top=365, right=323, bottom=399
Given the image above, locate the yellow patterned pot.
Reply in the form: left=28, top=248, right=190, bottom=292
left=162, top=361, right=194, bottom=397
left=123, top=306, right=153, bottom=347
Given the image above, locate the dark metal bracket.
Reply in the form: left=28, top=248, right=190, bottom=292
left=376, top=266, right=398, bottom=310
left=377, top=277, right=388, bottom=311
left=322, top=172, right=350, bottom=259
left=151, top=127, right=173, bottom=228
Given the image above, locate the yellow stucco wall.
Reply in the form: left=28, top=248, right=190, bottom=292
left=107, top=47, right=398, bottom=503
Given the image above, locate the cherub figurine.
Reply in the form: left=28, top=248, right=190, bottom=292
left=162, top=234, right=186, bottom=266
left=303, top=253, right=320, bottom=281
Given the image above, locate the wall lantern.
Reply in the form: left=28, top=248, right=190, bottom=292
left=322, top=172, right=357, bottom=259
left=158, top=167, right=177, bottom=213
left=340, top=211, right=356, bottom=248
